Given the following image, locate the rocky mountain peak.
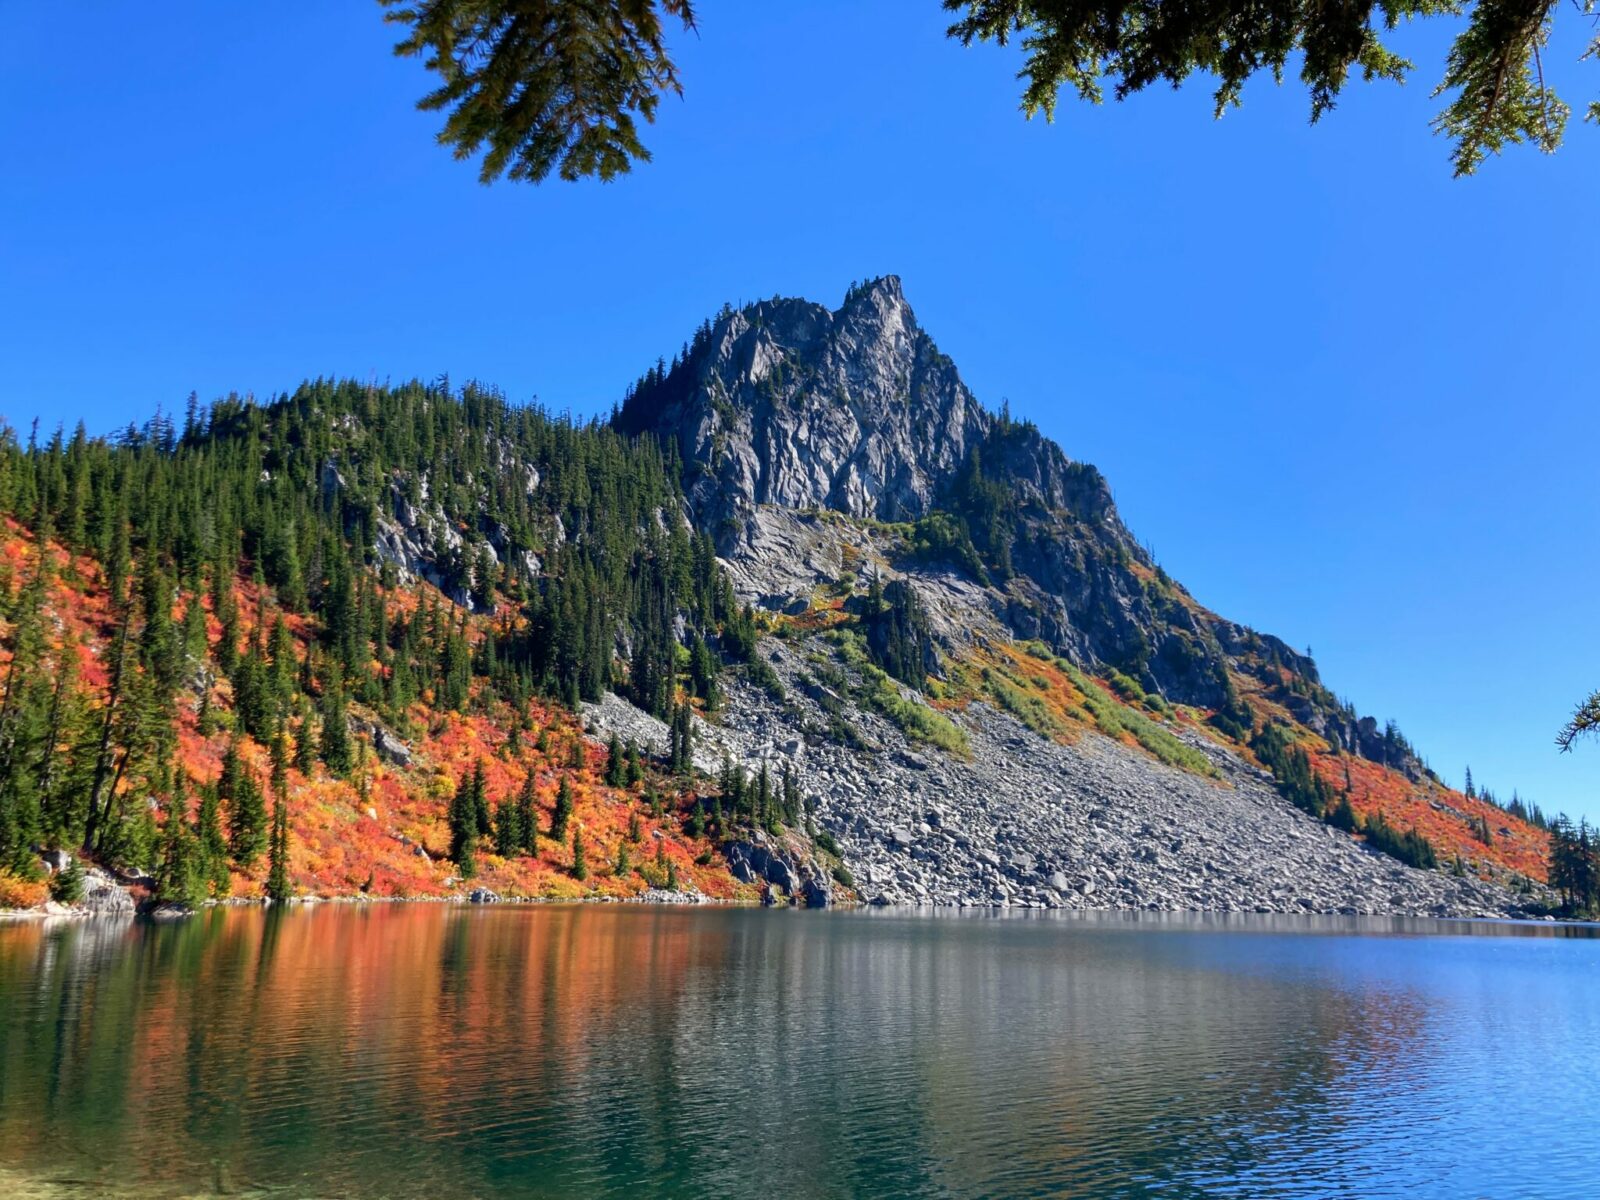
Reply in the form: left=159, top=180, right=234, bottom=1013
left=618, top=277, right=1065, bottom=535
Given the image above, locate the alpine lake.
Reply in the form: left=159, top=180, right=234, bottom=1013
left=0, top=904, right=1595, bottom=1199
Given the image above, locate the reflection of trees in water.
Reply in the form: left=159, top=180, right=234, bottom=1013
left=0, top=909, right=1512, bottom=1199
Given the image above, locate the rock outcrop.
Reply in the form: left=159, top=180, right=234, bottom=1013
left=619, top=278, right=1435, bottom=773
left=593, top=278, right=1540, bottom=913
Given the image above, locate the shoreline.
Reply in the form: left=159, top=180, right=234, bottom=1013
left=2, top=891, right=1582, bottom=926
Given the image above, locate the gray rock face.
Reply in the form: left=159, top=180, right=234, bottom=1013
left=621, top=276, right=1440, bottom=774
left=80, top=868, right=135, bottom=916
left=620, top=277, right=1231, bottom=709
left=585, top=641, right=1530, bottom=918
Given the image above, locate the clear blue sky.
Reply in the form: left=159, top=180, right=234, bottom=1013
left=2, top=3, right=1597, bottom=820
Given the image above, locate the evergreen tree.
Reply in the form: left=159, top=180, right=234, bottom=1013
left=221, top=736, right=268, bottom=867
left=319, top=662, right=353, bottom=775
left=515, top=771, right=538, bottom=853
left=196, top=781, right=231, bottom=898
left=551, top=776, right=574, bottom=841
left=448, top=770, right=479, bottom=875
left=266, top=795, right=293, bottom=902
left=604, top=732, right=624, bottom=787
left=154, top=782, right=205, bottom=908
left=472, top=760, right=491, bottom=837
left=50, top=855, right=85, bottom=904
left=494, top=790, right=522, bottom=857
left=571, top=826, right=588, bottom=881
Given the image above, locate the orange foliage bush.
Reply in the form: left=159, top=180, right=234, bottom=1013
left=0, top=871, right=49, bottom=910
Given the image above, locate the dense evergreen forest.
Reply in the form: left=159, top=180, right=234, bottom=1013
left=0, top=379, right=768, bottom=899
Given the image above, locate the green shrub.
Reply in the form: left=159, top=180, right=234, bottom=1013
left=860, top=665, right=970, bottom=757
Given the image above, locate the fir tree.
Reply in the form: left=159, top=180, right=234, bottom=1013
left=50, top=855, right=85, bottom=904
left=196, top=781, right=231, bottom=898
left=266, top=795, right=293, bottom=903
left=448, top=771, right=479, bottom=875
left=319, top=662, right=353, bottom=775
left=551, top=776, right=574, bottom=841
left=494, top=791, right=521, bottom=857
left=221, top=735, right=268, bottom=867
left=571, top=826, right=588, bottom=881
left=515, top=771, right=538, bottom=853
left=154, top=781, right=205, bottom=908
left=604, top=732, right=624, bottom=786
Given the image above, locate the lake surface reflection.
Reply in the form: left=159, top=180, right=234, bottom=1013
left=0, top=905, right=1595, bottom=1198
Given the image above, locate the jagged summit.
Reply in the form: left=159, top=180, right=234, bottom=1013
left=614, top=279, right=1449, bottom=766
left=617, top=279, right=1226, bottom=704
left=617, top=276, right=1102, bottom=530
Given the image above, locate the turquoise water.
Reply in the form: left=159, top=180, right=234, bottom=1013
left=0, top=906, right=1594, bottom=1198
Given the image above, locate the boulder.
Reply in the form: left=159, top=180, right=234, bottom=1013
left=81, top=869, right=135, bottom=916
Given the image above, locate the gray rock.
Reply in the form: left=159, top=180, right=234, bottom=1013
left=80, top=869, right=135, bottom=916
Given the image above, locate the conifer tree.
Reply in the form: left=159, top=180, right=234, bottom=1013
left=50, top=855, right=85, bottom=904
left=154, top=780, right=204, bottom=908
left=494, top=791, right=521, bottom=857
left=605, top=732, right=624, bottom=787
left=551, top=776, right=574, bottom=841
left=448, top=771, right=478, bottom=875
left=222, top=736, right=268, bottom=868
left=515, top=771, right=538, bottom=853
left=319, top=662, right=353, bottom=775
left=196, top=782, right=231, bottom=898
left=266, top=796, right=293, bottom=903
left=472, top=760, right=491, bottom=837
left=571, top=826, right=588, bottom=881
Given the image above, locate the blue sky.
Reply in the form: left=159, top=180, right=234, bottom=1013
left=2, top=3, right=1597, bottom=820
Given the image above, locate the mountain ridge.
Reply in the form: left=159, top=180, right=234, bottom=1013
left=0, top=282, right=1555, bottom=917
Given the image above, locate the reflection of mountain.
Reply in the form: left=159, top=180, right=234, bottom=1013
left=0, top=908, right=1512, bottom=1198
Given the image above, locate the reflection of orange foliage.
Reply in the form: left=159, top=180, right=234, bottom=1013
left=0, top=520, right=747, bottom=910
left=1307, top=751, right=1549, bottom=883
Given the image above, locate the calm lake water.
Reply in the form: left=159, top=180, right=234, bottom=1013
left=0, top=905, right=1595, bottom=1199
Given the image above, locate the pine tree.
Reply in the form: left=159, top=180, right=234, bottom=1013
left=494, top=791, right=521, bottom=857
left=221, top=737, right=268, bottom=868
left=604, top=732, right=624, bottom=786
left=196, top=782, right=231, bottom=898
left=266, top=795, right=292, bottom=902
left=50, top=855, right=85, bottom=904
left=472, top=760, right=491, bottom=837
left=448, top=771, right=478, bottom=875
left=515, top=771, right=538, bottom=853
left=551, top=776, right=574, bottom=841
left=154, top=782, right=204, bottom=908
left=319, top=662, right=353, bottom=775
left=571, top=826, right=588, bottom=881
